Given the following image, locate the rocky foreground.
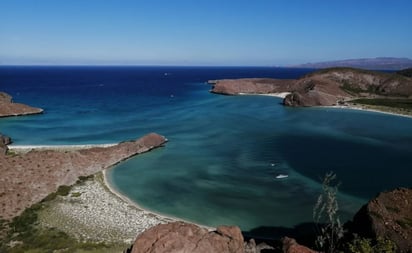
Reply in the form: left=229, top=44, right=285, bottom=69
left=351, top=188, right=412, bottom=252
left=0, top=132, right=167, bottom=220
left=125, top=188, right=412, bottom=253
left=0, top=92, right=43, bottom=117
left=209, top=67, right=412, bottom=107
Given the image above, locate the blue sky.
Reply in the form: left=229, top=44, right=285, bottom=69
left=1, top=0, right=411, bottom=66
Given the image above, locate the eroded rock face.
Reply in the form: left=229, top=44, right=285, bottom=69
left=281, top=237, right=318, bottom=253
left=130, top=221, right=245, bottom=253
left=351, top=188, right=412, bottom=253
left=0, top=91, right=43, bottom=117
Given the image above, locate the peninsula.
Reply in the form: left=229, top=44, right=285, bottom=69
left=0, top=92, right=43, bottom=117
left=0, top=132, right=167, bottom=220
left=209, top=67, right=412, bottom=116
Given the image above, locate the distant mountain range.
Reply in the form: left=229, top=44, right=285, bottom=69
left=291, top=57, right=412, bottom=70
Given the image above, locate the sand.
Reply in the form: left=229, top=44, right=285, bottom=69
left=38, top=172, right=175, bottom=244
left=238, top=92, right=291, bottom=99
left=322, top=104, right=412, bottom=119
left=8, top=143, right=117, bottom=154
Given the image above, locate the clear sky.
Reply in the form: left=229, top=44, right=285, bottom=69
left=1, top=0, right=411, bottom=66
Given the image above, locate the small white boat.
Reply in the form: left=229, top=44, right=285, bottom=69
left=275, top=174, right=288, bottom=179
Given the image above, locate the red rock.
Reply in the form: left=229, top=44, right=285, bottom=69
left=352, top=188, right=412, bottom=252
left=281, top=237, right=318, bottom=253
left=130, top=221, right=245, bottom=253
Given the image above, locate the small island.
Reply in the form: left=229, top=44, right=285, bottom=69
left=209, top=67, right=412, bottom=117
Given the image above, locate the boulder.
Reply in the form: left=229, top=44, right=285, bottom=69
left=281, top=237, right=318, bottom=253
left=0, top=133, right=11, bottom=155
left=130, top=221, right=245, bottom=253
left=351, top=188, right=412, bottom=252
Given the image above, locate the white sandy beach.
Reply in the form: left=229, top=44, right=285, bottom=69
left=238, top=92, right=291, bottom=99
left=321, top=104, right=412, bottom=119
left=8, top=143, right=117, bottom=153
left=38, top=172, right=175, bottom=244
left=19, top=142, right=208, bottom=245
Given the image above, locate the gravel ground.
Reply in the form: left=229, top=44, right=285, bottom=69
left=38, top=172, right=174, bottom=244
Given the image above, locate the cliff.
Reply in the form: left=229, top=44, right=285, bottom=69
left=210, top=68, right=412, bottom=107
left=0, top=92, right=43, bottom=117
left=0, top=133, right=167, bottom=220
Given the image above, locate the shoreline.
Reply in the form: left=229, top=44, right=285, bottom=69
left=102, top=168, right=212, bottom=230
left=8, top=143, right=117, bottom=153
left=6, top=141, right=209, bottom=232
left=237, top=92, right=412, bottom=119
left=238, top=92, right=291, bottom=99
left=321, top=104, right=412, bottom=119
left=102, top=169, right=177, bottom=222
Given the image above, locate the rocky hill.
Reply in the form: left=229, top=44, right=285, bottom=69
left=210, top=67, right=412, bottom=107
left=0, top=92, right=43, bottom=117
left=292, top=57, right=412, bottom=70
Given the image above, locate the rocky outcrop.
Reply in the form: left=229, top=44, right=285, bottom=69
left=0, top=91, right=43, bottom=117
left=281, top=237, right=318, bottom=253
left=351, top=188, right=412, bottom=253
left=129, top=221, right=244, bottom=253
left=210, top=78, right=296, bottom=95
left=0, top=133, right=11, bottom=155
left=209, top=68, right=412, bottom=107
left=0, top=133, right=167, bottom=220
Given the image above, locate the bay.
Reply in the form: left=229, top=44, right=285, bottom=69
left=1, top=66, right=411, bottom=236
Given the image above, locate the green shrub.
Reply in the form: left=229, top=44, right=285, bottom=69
left=71, top=192, right=82, bottom=197
left=77, top=175, right=94, bottom=184
left=41, top=185, right=72, bottom=202
left=346, top=235, right=396, bottom=253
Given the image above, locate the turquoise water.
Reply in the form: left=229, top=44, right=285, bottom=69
left=1, top=66, right=412, bottom=235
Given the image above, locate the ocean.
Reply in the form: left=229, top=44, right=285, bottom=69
left=1, top=66, right=412, bottom=236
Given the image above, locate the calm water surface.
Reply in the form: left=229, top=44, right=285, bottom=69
left=1, top=66, right=411, bottom=235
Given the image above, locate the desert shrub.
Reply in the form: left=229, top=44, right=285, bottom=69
left=346, top=235, right=396, bottom=253
left=71, top=192, right=82, bottom=197
left=41, top=185, right=72, bottom=202
left=313, top=172, right=344, bottom=253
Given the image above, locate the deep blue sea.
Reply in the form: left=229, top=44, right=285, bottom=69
left=1, top=66, right=412, bottom=236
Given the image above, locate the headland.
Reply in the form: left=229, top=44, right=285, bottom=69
left=209, top=67, right=412, bottom=117
left=0, top=92, right=43, bottom=117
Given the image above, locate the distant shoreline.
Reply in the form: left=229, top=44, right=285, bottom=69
left=322, top=104, right=412, bottom=119
left=240, top=93, right=412, bottom=119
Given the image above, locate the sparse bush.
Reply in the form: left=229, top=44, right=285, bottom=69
left=346, top=235, right=396, bottom=253
left=71, top=192, right=81, bottom=197
left=313, top=172, right=344, bottom=253
left=41, top=185, right=72, bottom=202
